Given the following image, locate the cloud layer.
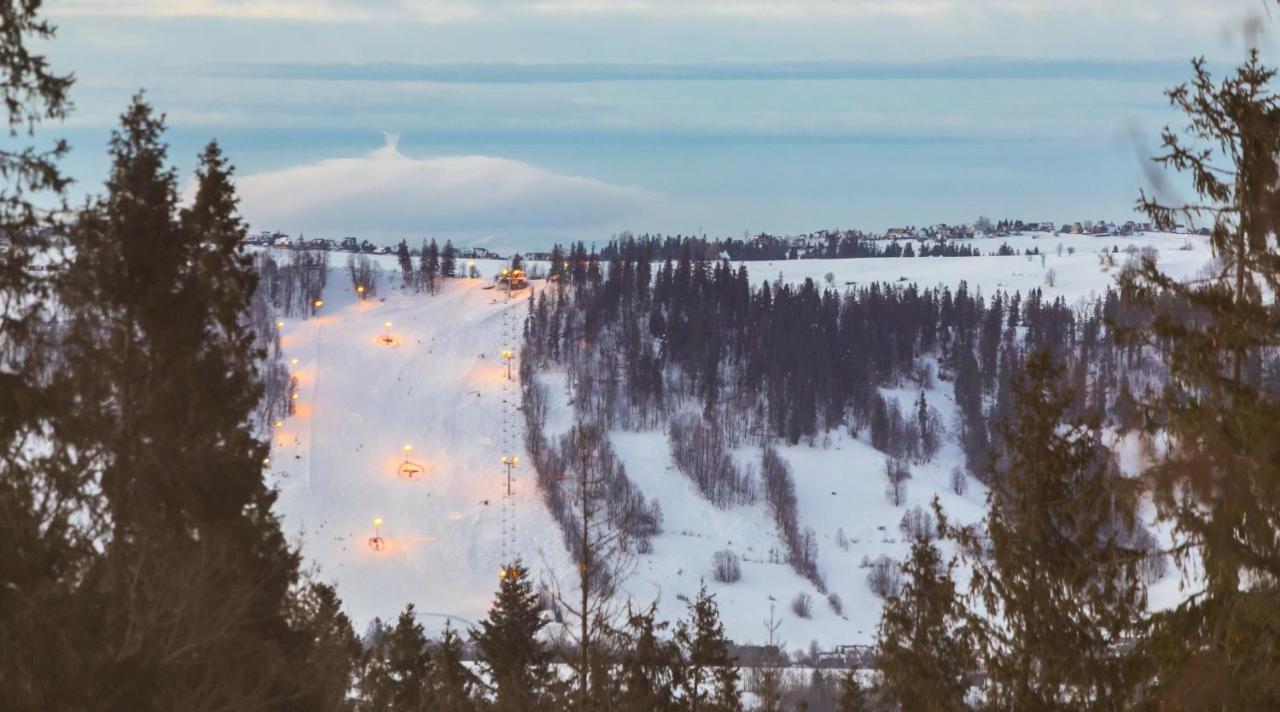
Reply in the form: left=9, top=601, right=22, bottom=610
left=230, top=137, right=659, bottom=240
left=211, top=58, right=1200, bottom=84
left=53, top=0, right=1236, bottom=23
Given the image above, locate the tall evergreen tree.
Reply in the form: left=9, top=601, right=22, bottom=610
left=397, top=239, right=414, bottom=289
left=383, top=605, right=435, bottom=711
left=674, top=584, right=742, bottom=712
left=432, top=622, right=477, bottom=712
left=873, top=533, right=972, bottom=711
left=951, top=350, right=1148, bottom=709
left=472, top=561, right=554, bottom=712
left=58, top=100, right=311, bottom=710
left=614, top=604, right=680, bottom=712
left=442, top=239, right=457, bottom=278
left=0, top=5, right=95, bottom=709
left=420, top=239, right=440, bottom=294
left=290, top=581, right=362, bottom=712
left=1121, top=51, right=1280, bottom=708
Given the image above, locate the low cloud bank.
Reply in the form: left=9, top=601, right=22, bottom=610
left=231, top=135, right=658, bottom=242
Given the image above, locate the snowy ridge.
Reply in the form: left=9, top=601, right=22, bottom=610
left=264, top=231, right=1212, bottom=651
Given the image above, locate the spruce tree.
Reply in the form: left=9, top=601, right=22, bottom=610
left=1120, top=51, right=1280, bottom=708
left=58, top=100, right=310, bottom=710
left=383, top=605, right=435, bottom=711
left=873, top=533, right=972, bottom=711
left=472, top=561, right=554, bottom=712
left=290, top=581, right=362, bottom=712
left=433, top=622, right=477, bottom=712
left=397, top=239, right=414, bottom=289
left=615, top=604, right=680, bottom=712
left=420, top=239, right=440, bottom=294
left=0, top=5, right=96, bottom=709
left=951, top=349, right=1148, bottom=709
left=674, top=584, right=742, bottom=712
left=442, top=239, right=457, bottom=278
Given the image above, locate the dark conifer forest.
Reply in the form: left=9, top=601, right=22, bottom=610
left=7, top=1, right=1280, bottom=710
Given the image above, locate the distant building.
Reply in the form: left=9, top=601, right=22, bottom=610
left=460, top=246, right=499, bottom=259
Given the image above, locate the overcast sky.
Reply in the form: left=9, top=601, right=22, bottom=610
left=40, top=0, right=1277, bottom=249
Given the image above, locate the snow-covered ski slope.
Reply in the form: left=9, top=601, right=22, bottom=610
left=265, top=231, right=1214, bottom=649
left=269, top=270, right=572, bottom=635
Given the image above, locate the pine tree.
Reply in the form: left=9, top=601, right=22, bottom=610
left=674, top=584, right=742, bottom=712
left=290, top=581, right=362, bottom=712
left=442, top=239, right=457, bottom=278
left=0, top=5, right=94, bottom=710
left=873, top=533, right=972, bottom=711
left=397, top=239, right=414, bottom=289
left=58, top=100, right=310, bottom=710
left=384, top=605, right=435, bottom=711
left=615, top=604, right=680, bottom=712
left=433, top=622, right=477, bottom=712
left=951, top=349, right=1148, bottom=709
left=1120, top=51, right=1280, bottom=708
left=472, top=561, right=554, bottom=712
left=420, top=239, right=440, bottom=294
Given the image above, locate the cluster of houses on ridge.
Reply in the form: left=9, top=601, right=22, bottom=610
left=744, top=219, right=1204, bottom=257
left=243, top=216, right=1208, bottom=263
left=242, top=231, right=502, bottom=260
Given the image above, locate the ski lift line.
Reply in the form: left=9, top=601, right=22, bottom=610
left=304, top=313, right=326, bottom=492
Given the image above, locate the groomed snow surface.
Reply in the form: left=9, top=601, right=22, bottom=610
left=266, top=231, right=1212, bottom=651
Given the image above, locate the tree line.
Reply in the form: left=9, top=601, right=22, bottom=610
left=7, top=2, right=1280, bottom=709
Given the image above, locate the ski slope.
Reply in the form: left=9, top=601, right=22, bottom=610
left=264, top=231, right=1214, bottom=650
left=268, top=273, right=573, bottom=635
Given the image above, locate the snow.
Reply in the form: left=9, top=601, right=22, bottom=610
left=269, top=273, right=572, bottom=636
left=263, top=230, right=1215, bottom=648
left=730, top=231, right=1211, bottom=305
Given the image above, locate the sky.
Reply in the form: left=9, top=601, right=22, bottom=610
left=35, top=0, right=1280, bottom=250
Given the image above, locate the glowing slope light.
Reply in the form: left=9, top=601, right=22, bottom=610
left=368, top=518, right=386, bottom=552
left=398, top=445, right=425, bottom=479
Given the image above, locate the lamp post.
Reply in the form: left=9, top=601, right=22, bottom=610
left=369, top=517, right=385, bottom=552
left=381, top=321, right=394, bottom=346
left=501, top=349, right=514, bottom=380
left=501, top=455, right=518, bottom=497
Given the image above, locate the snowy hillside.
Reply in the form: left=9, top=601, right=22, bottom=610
left=263, top=231, right=1213, bottom=651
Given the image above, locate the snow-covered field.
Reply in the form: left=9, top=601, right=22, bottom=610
left=263, top=231, right=1214, bottom=651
